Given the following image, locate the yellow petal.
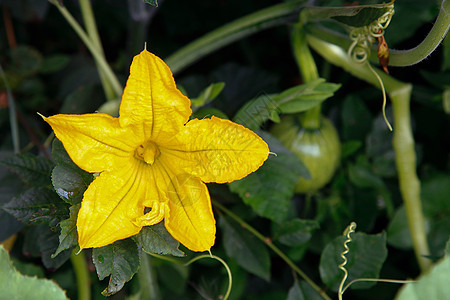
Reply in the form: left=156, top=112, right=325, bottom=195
left=162, top=116, right=269, bottom=183
left=164, top=172, right=216, bottom=252
left=119, top=50, right=192, bottom=141
left=44, top=113, right=140, bottom=173
left=77, top=158, right=150, bottom=249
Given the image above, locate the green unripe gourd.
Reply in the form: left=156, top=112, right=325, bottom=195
left=271, top=114, right=341, bottom=193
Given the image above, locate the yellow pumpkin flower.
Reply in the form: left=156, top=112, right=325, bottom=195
left=42, top=50, right=269, bottom=252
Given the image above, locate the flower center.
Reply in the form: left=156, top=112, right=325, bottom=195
left=135, top=140, right=160, bottom=165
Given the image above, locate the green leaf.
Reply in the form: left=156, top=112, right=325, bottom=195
left=0, top=160, right=25, bottom=241
left=233, top=93, right=279, bottom=131
left=272, top=218, right=319, bottom=247
left=191, top=82, right=225, bottom=108
left=0, top=153, right=54, bottom=186
left=51, top=165, right=92, bottom=205
left=60, top=84, right=106, bottom=114
left=39, top=54, right=70, bottom=74
left=319, top=232, right=388, bottom=291
left=23, top=224, right=72, bottom=270
left=192, top=107, right=229, bottom=120
left=52, top=204, right=80, bottom=258
left=395, top=255, right=450, bottom=300
left=287, top=281, right=305, bottom=300
left=38, top=224, right=72, bottom=270
left=9, top=46, right=43, bottom=77
left=302, top=1, right=394, bottom=27
left=229, top=132, right=309, bottom=222
left=233, top=79, right=340, bottom=131
left=0, top=246, right=67, bottom=300
left=134, top=221, right=185, bottom=257
left=3, top=187, right=69, bottom=229
left=219, top=216, right=271, bottom=281
left=348, top=162, right=384, bottom=189
left=12, top=258, right=45, bottom=278
left=51, top=139, right=93, bottom=205
left=143, top=0, right=158, bottom=7
left=275, top=79, right=340, bottom=114
left=387, top=206, right=414, bottom=250
left=92, top=239, right=140, bottom=296
left=421, top=174, right=450, bottom=217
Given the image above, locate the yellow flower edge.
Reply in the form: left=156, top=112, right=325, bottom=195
left=43, top=50, right=269, bottom=252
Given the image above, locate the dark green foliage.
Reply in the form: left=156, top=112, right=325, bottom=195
left=3, top=187, right=68, bottom=230
left=134, top=221, right=185, bottom=257
left=1, top=0, right=448, bottom=299
left=319, top=232, right=388, bottom=291
left=92, top=239, right=141, bottom=296
left=51, top=139, right=93, bottom=205
left=0, top=153, right=54, bottom=187
left=219, top=216, right=271, bottom=281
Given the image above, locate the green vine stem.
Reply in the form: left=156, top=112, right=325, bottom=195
left=291, top=24, right=322, bottom=129
left=70, top=249, right=91, bottom=300
left=212, top=199, right=332, bottom=300
left=389, top=0, right=449, bottom=66
left=165, top=0, right=307, bottom=74
left=48, top=0, right=123, bottom=99
left=305, top=34, right=431, bottom=272
left=304, top=0, right=450, bottom=67
left=139, top=253, right=161, bottom=300
left=391, top=85, right=431, bottom=271
left=78, top=0, right=116, bottom=101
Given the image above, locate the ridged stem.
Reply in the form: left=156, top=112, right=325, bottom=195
left=78, top=0, right=117, bottom=100
left=391, top=85, right=431, bottom=271
left=305, top=34, right=431, bottom=272
left=48, top=0, right=123, bottom=99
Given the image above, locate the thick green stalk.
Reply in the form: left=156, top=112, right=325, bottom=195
left=79, top=0, right=116, bottom=100
left=70, top=250, right=91, bottom=300
left=212, top=200, right=331, bottom=300
left=391, top=86, right=431, bottom=271
left=306, top=34, right=431, bottom=272
left=165, top=0, right=307, bottom=74
left=389, top=0, right=449, bottom=66
left=304, top=0, right=450, bottom=67
left=291, top=24, right=322, bottom=129
left=139, top=253, right=161, bottom=300
left=48, top=0, right=123, bottom=99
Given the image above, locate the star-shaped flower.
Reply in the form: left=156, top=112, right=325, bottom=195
left=43, top=50, right=269, bottom=252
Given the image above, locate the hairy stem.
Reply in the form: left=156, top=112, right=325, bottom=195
left=165, top=0, right=307, bottom=74
left=78, top=0, right=116, bottom=100
left=70, top=250, right=91, bottom=300
left=306, top=34, right=431, bottom=272
left=48, top=0, right=123, bottom=99
left=304, top=0, right=450, bottom=67
left=391, top=85, right=431, bottom=271
left=388, top=0, right=449, bottom=66
left=212, top=200, right=331, bottom=300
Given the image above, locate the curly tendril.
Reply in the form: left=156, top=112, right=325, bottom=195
left=338, top=222, right=357, bottom=300
left=347, top=6, right=395, bottom=61
left=347, top=5, right=395, bottom=131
